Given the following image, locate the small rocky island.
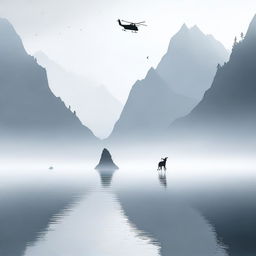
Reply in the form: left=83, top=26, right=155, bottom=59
left=95, top=148, right=119, bottom=170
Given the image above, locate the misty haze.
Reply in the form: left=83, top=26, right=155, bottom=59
left=0, top=1, right=256, bottom=256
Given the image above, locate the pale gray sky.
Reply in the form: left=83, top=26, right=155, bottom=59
left=0, top=0, right=255, bottom=102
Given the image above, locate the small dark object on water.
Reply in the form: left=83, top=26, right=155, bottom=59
left=157, top=157, right=168, bottom=171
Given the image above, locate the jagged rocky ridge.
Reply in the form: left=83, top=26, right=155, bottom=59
left=109, top=68, right=196, bottom=141
left=109, top=24, right=229, bottom=142
left=169, top=15, right=256, bottom=142
left=35, top=51, right=122, bottom=139
left=0, top=18, right=97, bottom=142
left=157, top=24, right=229, bottom=100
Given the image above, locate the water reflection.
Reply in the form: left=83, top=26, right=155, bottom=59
left=0, top=185, right=86, bottom=256
left=96, top=167, right=227, bottom=256
left=2, top=164, right=256, bottom=256
left=116, top=189, right=228, bottom=256
left=157, top=170, right=167, bottom=188
left=96, top=168, right=116, bottom=187
left=186, top=185, right=256, bottom=256
left=23, top=168, right=160, bottom=256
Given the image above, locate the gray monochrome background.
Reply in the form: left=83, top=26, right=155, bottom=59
left=0, top=0, right=255, bottom=138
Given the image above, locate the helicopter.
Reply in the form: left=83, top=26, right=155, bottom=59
left=117, top=19, right=147, bottom=32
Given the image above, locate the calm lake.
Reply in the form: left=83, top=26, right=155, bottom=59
left=0, top=156, right=256, bottom=256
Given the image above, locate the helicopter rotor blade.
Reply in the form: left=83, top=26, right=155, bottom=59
left=134, top=21, right=146, bottom=24
left=137, top=24, right=147, bottom=26
left=121, top=20, right=134, bottom=24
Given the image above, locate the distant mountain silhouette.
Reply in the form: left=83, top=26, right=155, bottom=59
left=0, top=18, right=96, bottom=142
left=35, top=52, right=122, bottom=139
left=109, top=68, right=197, bottom=141
left=108, top=24, right=229, bottom=142
left=157, top=24, right=229, bottom=100
left=170, top=15, right=256, bottom=143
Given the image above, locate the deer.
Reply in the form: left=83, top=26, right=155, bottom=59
left=157, top=157, right=168, bottom=171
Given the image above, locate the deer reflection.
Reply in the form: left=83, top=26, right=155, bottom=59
left=158, top=170, right=167, bottom=188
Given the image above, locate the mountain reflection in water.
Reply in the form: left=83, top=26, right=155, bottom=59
left=1, top=162, right=255, bottom=256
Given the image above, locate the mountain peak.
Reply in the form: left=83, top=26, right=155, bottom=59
left=174, top=23, right=207, bottom=41
left=142, top=67, right=155, bottom=79
left=157, top=22, right=229, bottom=100
left=245, top=14, right=256, bottom=39
left=0, top=17, right=12, bottom=27
left=143, top=67, right=161, bottom=83
left=190, top=25, right=203, bottom=34
left=0, top=17, right=26, bottom=56
left=0, top=18, right=97, bottom=141
left=147, top=67, right=155, bottom=75
left=178, top=23, right=189, bottom=33
left=177, top=24, right=204, bottom=35
left=170, top=14, right=256, bottom=141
